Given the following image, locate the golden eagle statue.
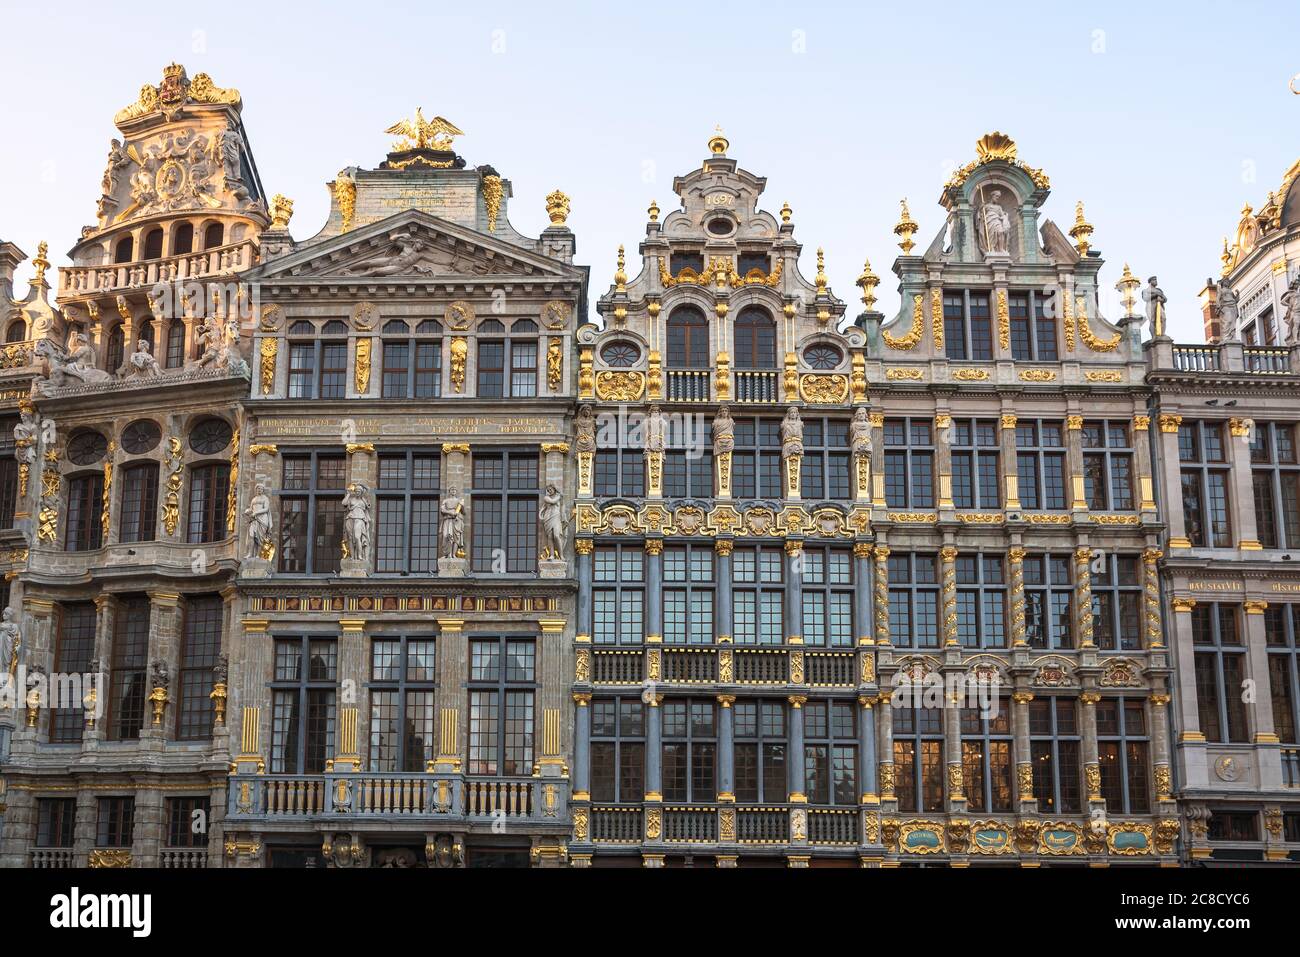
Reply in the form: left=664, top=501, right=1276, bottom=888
left=385, top=109, right=463, bottom=152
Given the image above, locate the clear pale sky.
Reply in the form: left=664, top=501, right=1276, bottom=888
left=0, top=0, right=1297, bottom=340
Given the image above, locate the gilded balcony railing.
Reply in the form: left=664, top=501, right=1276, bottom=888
left=663, top=806, right=717, bottom=843
left=808, top=808, right=859, bottom=845
left=591, top=806, right=642, bottom=843
left=663, top=647, right=718, bottom=683
left=733, top=648, right=788, bottom=684
left=592, top=649, right=643, bottom=684
left=736, top=807, right=789, bottom=843
left=805, top=651, right=856, bottom=688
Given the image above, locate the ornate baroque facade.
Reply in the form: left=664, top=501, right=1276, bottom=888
left=0, top=66, right=1296, bottom=868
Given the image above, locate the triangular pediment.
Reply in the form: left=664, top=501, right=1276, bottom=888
left=250, top=209, right=579, bottom=283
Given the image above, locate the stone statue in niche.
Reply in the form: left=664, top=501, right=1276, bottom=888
left=712, top=405, right=735, bottom=455
left=1215, top=282, right=1240, bottom=341
left=781, top=406, right=804, bottom=457
left=1281, top=275, right=1300, bottom=345
left=977, top=188, right=1012, bottom=256
left=0, top=606, right=20, bottom=676
left=574, top=404, right=597, bottom=454
left=244, top=483, right=273, bottom=560
left=440, top=488, right=468, bottom=558
left=538, top=483, right=566, bottom=560
left=850, top=406, right=873, bottom=458
left=341, top=483, right=372, bottom=564
left=1142, top=277, right=1167, bottom=338
left=193, top=317, right=221, bottom=369
left=643, top=405, right=667, bottom=453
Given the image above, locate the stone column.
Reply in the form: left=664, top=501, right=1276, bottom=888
left=1000, top=412, right=1020, bottom=510
left=940, top=545, right=959, bottom=647
left=1012, top=690, right=1036, bottom=811
left=1080, top=689, right=1103, bottom=807
left=333, top=619, right=365, bottom=770
left=785, top=540, right=803, bottom=645
left=87, top=594, right=117, bottom=746
left=873, top=545, right=891, bottom=646
left=572, top=693, right=591, bottom=801
left=870, top=413, right=887, bottom=507
left=539, top=443, right=569, bottom=578
left=341, top=444, right=376, bottom=578
left=1157, top=415, right=1189, bottom=545
left=858, top=695, right=878, bottom=802
left=1008, top=545, right=1027, bottom=647
left=146, top=590, right=183, bottom=745
left=575, top=540, right=593, bottom=641
left=854, top=542, right=873, bottom=644
left=877, top=689, right=895, bottom=802
left=644, top=539, right=663, bottom=643
left=644, top=694, right=663, bottom=801
left=1075, top=546, right=1095, bottom=648
left=1227, top=418, right=1259, bottom=548
left=101, top=441, right=119, bottom=547
left=935, top=412, right=954, bottom=513
left=715, top=540, right=733, bottom=643
left=787, top=694, right=807, bottom=802
left=1067, top=414, right=1087, bottom=512
left=438, top=444, right=470, bottom=576
left=133, top=785, right=164, bottom=867
left=1132, top=413, right=1157, bottom=516
left=1149, top=690, right=1174, bottom=805
left=1141, top=548, right=1164, bottom=649
left=943, top=672, right=966, bottom=810
left=1243, top=600, right=1283, bottom=789
left=717, top=695, right=735, bottom=802
left=1170, top=598, right=1208, bottom=789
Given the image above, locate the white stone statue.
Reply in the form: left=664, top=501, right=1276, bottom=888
left=781, top=406, right=804, bottom=458
left=342, top=483, right=372, bottom=564
left=538, top=483, right=566, bottom=560
left=1215, top=283, right=1240, bottom=341
left=33, top=335, right=112, bottom=395
left=440, top=487, right=468, bottom=558
left=1142, top=276, right=1167, bottom=338
left=0, top=606, right=20, bottom=676
left=850, top=406, right=873, bottom=458
left=14, top=406, right=37, bottom=466
left=1281, top=275, right=1300, bottom=345
left=193, top=317, right=220, bottom=368
left=574, top=404, right=597, bottom=454
left=244, top=483, right=273, bottom=560
left=217, top=321, right=249, bottom=376
left=126, top=339, right=163, bottom=378
left=978, top=189, right=1012, bottom=255
left=712, top=405, right=735, bottom=455
left=644, top=405, right=667, bottom=453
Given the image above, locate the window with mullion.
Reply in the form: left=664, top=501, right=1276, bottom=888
left=663, top=543, right=715, bottom=644
left=186, top=462, right=230, bottom=545
left=1029, top=697, right=1082, bottom=813
left=943, top=289, right=994, bottom=361
left=594, top=448, right=644, bottom=497
left=732, top=545, right=784, bottom=645
left=887, top=553, right=940, bottom=648
left=664, top=417, right=713, bottom=498
left=1265, top=606, right=1300, bottom=744
left=1096, top=698, right=1151, bottom=813
left=893, top=705, right=944, bottom=813
left=667, top=306, right=710, bottom=368
left=65, top=472, right=104, bottom=551
left=883, top=418, right=934, bottom=508
left=951, top=418, right=1000, bottom=509
left=0, top=417, right=16, bottom=529
left=1179, top=421, right=1232, bottom=547
left=1024, top=553, right=1073, bottom=649
left=270, top=636, right=338, bottom=774
left=51, top=602, right=96, bottom=743
left=468, top=637, right=535, bottom=776
left=800, top=546, right=854, bottom=647
left=118, top=462, right=159, bottom=543
left=591, top=696, right=645, bottom=803
left=375, top=451, right=440, bottom=574
left=368, top=636, right=436, bottom=772
left=470, top=449, right=539, bottom=574
left=959, top=701, right=1013, bottom=812
left=800, top=417, right=851, bottom=500
left=1082, top=420, right=1134, bottom=510
left=662, top=698, right=716, bottom=802
left=735, top=699, right=787, bottom=803
left=381, top=320, right=444, bottom=399
left=178, top=595, right=223, bottom=740
left=277, top=452, right=346, bottom=574
left=1015, top=420, right=1067, bottom=510
left=1090, top=553, right=1142, bottom=651
left=166, top=797, right=210, bottom=848
left=1250, top=422, right=1300, bottom=548
left=593, top=544, right=645, bottom=645
left=804, top=699, right=857, bottom=805
left=96, top=796, right=135, bottom=848
left=287, top=328, right=348, bottom=399
left=956, top=554, right=1007, bottom=649
left=36, top=798, right=76, bottom=847
left=732, top=416, right=782, bottom=500
left=107, top=596, right=149, bottom=741
left=1192, top=603, right=1249, bottom=744
left=1008, top=290, right=1059, bottom=361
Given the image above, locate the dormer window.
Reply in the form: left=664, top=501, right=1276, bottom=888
left=943, top=290, right=994, bottom=361
left=1008, top=291, right=1059, bottom=362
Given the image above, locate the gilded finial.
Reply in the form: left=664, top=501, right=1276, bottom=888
left=708, top=125, right=729, bottom=156
left=546, top=190, right=571, bottom=226
left=1069, top=200, right=1094, bottom=257
left=648, top=199, right=660, bottom=223
left=31, top=240, right=50, bottom=286
left=780, top=202, right=792, bottom=225
left=856, top=258, right=880, bottom=311
left=1116, top=262, right=1141, bottom=318
left=614, top=245, right=627, bottom=293
left=894, top=199, right=918, bottom=255
left=1220, top=236, right=1234, bottom=276
left=815, top=248, right=828, bottom=295
left=270, top=195, right=294, bottom=230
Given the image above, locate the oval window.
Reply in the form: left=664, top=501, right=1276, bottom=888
left=804, top=344, right=843, bottom=370
left=122, top=419, right=162, bottom=455
left=67, top=430, right=109, bottom=465
left=601, top=341, right=640, bottom=367
left=189, top=418, right=233, bottom=455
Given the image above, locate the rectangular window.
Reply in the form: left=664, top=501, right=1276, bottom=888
left=1081, top=420, right=1134, bottom=511
left=165, top=797, right=210, bottom=848
left=1265, top=606, right=1300, bottom=744
left=277, top=452, right=345, bottom=574
left=591, top=697, right=645, bottom=802
left=375, top=452, right=441, bottom=574
left=118, top=462, right=159, bottom=543
left=1180, top=422, right=1233, bottom=547
left=96, top=797, right=135, bottom=847
left=51, top=602, right=96, bottom=743
left=800, top=417, right=852, bottom=500
left=804, top=700, right=857, bottom=805
left=887, top=553, right=940, bottom=648
left=951, top=418, right=1000, bottom=509
left=893, top=705, right=944, bottom=812
left=733, top=545, right=783, bottom=645
left=1090, top=553, right=1143, bottom=651
left=177, top=595, right=223, bottom=740
left=1015, top=421, right=1067, bottom=510
left=1250, top=423, right=1300, bottom=549
left=960, top=702, right=1013, bottom=812
left=270, top=637, right=337, bottom=773
left=1096, top=698, right=1150, bottom=813
left=735, top=700, right=787, bottom=803
left=663, top=544, right=715, bottom=644
left=1029, top=697, right=1081, bottom=813
left=731, top=417, right=782, bottom=500
left=467, top=637, right=535, bottom=776
left=943, top=290, right=994, bottom=361
left=593, top=545, right=645, bottom=645
left=662, top=698, right=716, bottom=802
left=186, top=463, right=230, bottom=545
left=65, top=473, right=104, bottom=551
left=801, top=546, right=854, bottom=647
left=107, top=596, right=149, bottom=741
left=1024, top=553, right=1073, bottom=649
left=369, top=637, right=436, bottom=772
left=1008, top=290, right=1059, bottom=361
left=883, top=418, right=934, bottom=508
left=36, top=798, right=76, bottom=847
left=1192, top=604, right=1249, bottom=743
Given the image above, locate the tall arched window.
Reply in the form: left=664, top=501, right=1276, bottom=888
left=165, top=321, right=186, bottom=369
left=114, top=236, right=134, bottom=264
left=666, top=306, right=709, bottom=368
left=137, top=319, right=155, bottom=353
left=5, top=320, right=26, bottom=343
left=143, top=228, right=164, bottom=260
left=203, top=223, right=224, bottom=250
left=106, top=325, right=125, bottom=374
left=173, top=223, right=194, bottom=255
left=733, top=306, right=777, bottom=368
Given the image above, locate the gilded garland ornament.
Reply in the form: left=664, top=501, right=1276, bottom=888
left=354, top=338, right=372, bottom=393
left=259, top=337, right=277, bottom=394
left=481, top=174, right=503, bottom=232
left=930, top=289, right=944, bottom=349
left=882, top=294, right=925, bottom=350
left=334, top=171, right=357, bottom=232
left=1077, top=295, right=1122, bottom=352
left=996, top=289, right=1010, bottom=350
